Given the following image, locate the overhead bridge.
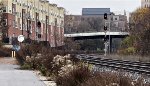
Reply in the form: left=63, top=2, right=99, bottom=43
left=64, top=31, right=129, bottom=53
left=64, top=32, right=129, bottom=40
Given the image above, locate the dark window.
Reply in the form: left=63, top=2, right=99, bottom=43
left=37, top=21, right=41, bottom=27
left=115, top=18, right=117, bottom=20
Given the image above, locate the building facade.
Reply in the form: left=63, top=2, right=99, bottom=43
left=0, top=0, right=65, bottom=47
left=141, top=0, right=150, bottom=8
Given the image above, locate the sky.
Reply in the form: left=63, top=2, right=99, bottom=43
left=48, top=0, right=141, bottom=15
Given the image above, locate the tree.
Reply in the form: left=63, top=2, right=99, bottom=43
left=64, top=15, right=76, bottom=34
left=0, top=3, right=5, bottom=38
left=76, top=21, right=92, bottom=33
left=64, top=15, right=104, bottom=33
left=121, top=8, right=150, bottom=55
left=64, top=38, right=80, bottom=51
left=76, top=17, right=104, bottom=32
left=87, top=17, right=104, bottom=32
left=0, top=2, right=9, bottom=42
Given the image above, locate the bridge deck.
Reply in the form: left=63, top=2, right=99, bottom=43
left=64, top=32, right=129, bottom=37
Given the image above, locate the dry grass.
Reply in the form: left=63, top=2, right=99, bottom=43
left=56, top=66, right=150, bottom=86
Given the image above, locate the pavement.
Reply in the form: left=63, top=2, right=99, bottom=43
left=0, top=57, right=46, bottom=86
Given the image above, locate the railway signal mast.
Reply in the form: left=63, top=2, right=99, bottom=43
left=104, top=13, right=108, bottom=56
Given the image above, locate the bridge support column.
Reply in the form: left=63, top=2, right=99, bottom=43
left=109, top=37, right=112, bottom=53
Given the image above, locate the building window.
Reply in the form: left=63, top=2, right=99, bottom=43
left=3, top=7, right=6, bottom=12
left=115, top=18, right=117, bottom=20
left=13, top=20, right=15, bottom=28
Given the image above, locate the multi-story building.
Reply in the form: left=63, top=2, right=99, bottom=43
left=65, top=8, right=128, bottom=34
left=0, top=0, right=65, bottom=47
left=141, top=0, right=150, bottom=8
left=82, top=8, right=111, bottom=15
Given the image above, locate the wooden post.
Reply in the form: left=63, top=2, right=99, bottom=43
left=12, top=51, right=16, bottom=58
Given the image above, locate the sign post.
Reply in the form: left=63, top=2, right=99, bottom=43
left=12, top=35, right=24, bottom=58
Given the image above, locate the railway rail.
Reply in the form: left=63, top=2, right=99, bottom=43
left=76, top=54, right=150, bottom=75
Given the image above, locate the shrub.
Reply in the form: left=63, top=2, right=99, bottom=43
left=0, top=41, right=3, bottom=47
left=20, top=63, right=31, bottom=70
left=39, top=53, right=54, bottom=76
left=56, top=66, right=92, bottom=86
left=16, top=50, right=26, bottom=65
left=16, top=42, right=43, bottom=67
left=0, top=47, right=12, bottom=57
left=118, top=47, right=136, bottom=55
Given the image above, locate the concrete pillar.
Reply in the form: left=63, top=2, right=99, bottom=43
left=109, top=37, right=112, bottom=53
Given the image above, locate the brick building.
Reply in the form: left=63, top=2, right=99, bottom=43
left=0, top=0, right=65, bottom=47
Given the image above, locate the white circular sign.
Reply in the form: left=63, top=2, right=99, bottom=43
left=18, top=35, right=24, bottom=42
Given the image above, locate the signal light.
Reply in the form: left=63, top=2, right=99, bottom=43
left=104, top=13, right=107, bottom=20
left=104, top=37, right=107, bottom=42
left=104, top=37, right=108, bottom=42
left=104, top=26, right=107, bottom=31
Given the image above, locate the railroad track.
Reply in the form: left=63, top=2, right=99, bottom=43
left=76, top=54, right=150, bottom=75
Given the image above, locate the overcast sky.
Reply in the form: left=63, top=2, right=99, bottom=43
left=48, top=0, right=141, bottom=15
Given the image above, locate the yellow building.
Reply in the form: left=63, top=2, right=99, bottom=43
left=0, top=0, right=65, bottom=47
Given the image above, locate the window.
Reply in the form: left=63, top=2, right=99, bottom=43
left=20, top=13, right=21, bottom=17
left=3, top=7, right=6, bottom=12
left=115, top=18, right=117, bottom=20
left=15, top=21, right=17, bottom=28
left=113, top=16, right=119, bottom=21
left=13, top=20, right=15, bottom=28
